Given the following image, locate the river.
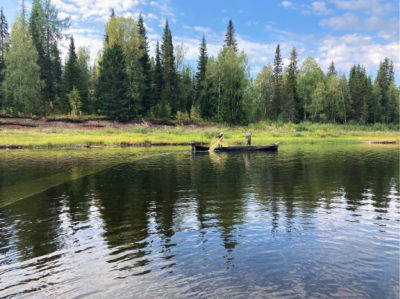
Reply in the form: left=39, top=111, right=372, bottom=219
left=0, top=144, right=398, bottom=298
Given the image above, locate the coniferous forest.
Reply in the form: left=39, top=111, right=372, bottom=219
left=0, top=2, right=398, bottom=125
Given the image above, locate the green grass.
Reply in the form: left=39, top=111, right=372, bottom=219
left=0, top=121, right=398, bottom=147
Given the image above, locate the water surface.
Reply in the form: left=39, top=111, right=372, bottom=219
left=0, top=144, right=398, bottom=298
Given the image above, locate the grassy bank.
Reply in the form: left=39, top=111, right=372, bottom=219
left=0, top=122, right=398, bottom=147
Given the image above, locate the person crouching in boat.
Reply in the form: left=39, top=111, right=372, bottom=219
left=245, top=131, right=252, bottom=146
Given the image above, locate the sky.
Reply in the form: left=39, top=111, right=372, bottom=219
left=2, top=0, right=399, bottom=83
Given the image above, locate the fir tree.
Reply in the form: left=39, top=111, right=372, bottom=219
left=0, top=7, right=10, bottom=109
left=196, top=35, right=208, bottom=117
left=272, top=44, right=283, bottom=115
left=60, top=37, right=81, bottom=112
left=137, top=13, right=151, bottom=113
left=160, top=20, right=178, bottom=112
left=96, top=42, right=127, bottom=119
left=224, top=20, right=238, bottom=52
left=2, top=13, right=42, bottom=114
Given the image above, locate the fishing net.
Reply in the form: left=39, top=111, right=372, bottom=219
left=209, top=136, right=228, bottom=152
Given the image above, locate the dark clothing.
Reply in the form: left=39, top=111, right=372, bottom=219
left=245, top=132, right=252, bottom=146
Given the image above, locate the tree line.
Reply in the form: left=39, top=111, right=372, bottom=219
left=0, top=2, right=398, bottom=124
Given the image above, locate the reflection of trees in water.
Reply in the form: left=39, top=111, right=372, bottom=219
left=0, top=146, right=398, bottom=271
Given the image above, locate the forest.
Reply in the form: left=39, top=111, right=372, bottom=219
left=0, top=0, right=398, bottom=125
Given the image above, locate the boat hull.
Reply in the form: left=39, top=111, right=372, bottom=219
left=194, top=144, right=279, bottom=152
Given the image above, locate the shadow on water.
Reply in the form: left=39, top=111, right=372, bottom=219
left=0, top=144, right=398, bottom=298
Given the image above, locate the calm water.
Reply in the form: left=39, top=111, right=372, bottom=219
left=0, top=144, right=398, bottom=298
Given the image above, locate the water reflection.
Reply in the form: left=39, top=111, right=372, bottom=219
left=0, top=144, right=398, bottom=298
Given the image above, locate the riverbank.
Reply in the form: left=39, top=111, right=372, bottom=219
left=0, top=117, right=398, bottom=148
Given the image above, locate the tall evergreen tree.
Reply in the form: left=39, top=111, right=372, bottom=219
left=160, top=20, right=178, bottom=112
left=196, top=35, right=208, bottom=116
left=29, top=0, right=69, bottom=113
left=328, top=61, right=337, bottom=76
left=96, top=42, right=127, bottom=119
left=60, top=37, right=81, bottom=112
left=137, top=13, right=151, bottom=113
left=375, top=58, right=393, bottom=123
left=272, top=44, right=283, bottom=116
left=0, top=7, right=10, bottom=109
left=224, top=20, right=238, bottom=53
left=348, top=64, right=368, bottom=121
left=2, top=13, right=42, bottom=114
left=281, top=47, right=298, bottom=121
left=151, top=41, right=162, bottom=108
left=77, top=46, right=91, bottom=113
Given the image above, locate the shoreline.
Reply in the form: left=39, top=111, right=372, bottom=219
left=1, top=117, right=398, bottom=149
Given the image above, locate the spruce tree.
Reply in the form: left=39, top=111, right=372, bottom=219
left=328, top=61, right=337, bottom=76
left=60, top=37, right=81, bottom=112
left=281, top=47, right=298, bottom=121
left=151, top=41, right=163, bottom=109
left=196, top=35, right=208, bottom=117
left=29, top=0, right=69, bottom=113
left=137, top=13, right=152, bottom=113
left=375, top=58, right=393, bottom=123
left=2, top=13, right=42, bottom=114
left=77, top=46, right=91, bottom=113
left=0, top=7, right=10, bottom=109
left=224, top=20, right=238, bottom=52
left=272, top=44, right=283, bottom=116
left=96, top=42, right=127, bottom=119
left=160, top=20, right=178, bottom=113
left=348, top=64, right=368, bottom=121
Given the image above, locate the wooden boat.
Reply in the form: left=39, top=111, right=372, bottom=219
left=191, top=141, right=279, bottom=152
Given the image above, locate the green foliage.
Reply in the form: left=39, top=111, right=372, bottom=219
left=224, top=20, right=238, bottom=53
left=190, top=104, right=202, bottom=123
left=0, top=7, right=10, bottom=109
left=196, top=35, right=208, bottom=116
left=2, top=14, right=42, bottom=115
left=297, top=56, right=324, bottom=122
left=175, top=110, right=190, bottom=125
left=95, top=42, right=128, bottom=119
left=280, top=47, right=298, bottom=122
left=137, top=13, right=152, bottom=113
left=148, top=102, right=171, bottom=120
left=67, top=86, right=82, bottom=116
left=77, top=46, right=90, bottom=113
left=161, top=20, right=178, bottom=113
left=272, top=44, right=283, bottom=115
left=60, top=37, right=81, bottom=112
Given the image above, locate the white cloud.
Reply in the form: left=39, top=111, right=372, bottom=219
left=332, top=0, right=393, bottom=16
left=320, top=13, right=399, bottom=41
left=282, top=1, right=292, bottom=8
left=150, top=0, right=174, bottom=16
left=319, top=12, right=360, bottom=29
left=311, top=2, right=333, bottom=15
left=194, top=26, right=213, bottom=34
left=316, top=35, right=400, bottom=74
left=52, top=0, right=145, bottom=22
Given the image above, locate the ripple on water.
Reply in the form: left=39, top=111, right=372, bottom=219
left=0, top=144, right=398, bottom=298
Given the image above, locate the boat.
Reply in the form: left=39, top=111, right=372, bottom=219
left=190, top=141, right=279, bottom=152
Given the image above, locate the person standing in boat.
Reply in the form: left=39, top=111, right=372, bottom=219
left=245, top=131, right=252, bottom=146
left=215, top=133, right=224, bottom=139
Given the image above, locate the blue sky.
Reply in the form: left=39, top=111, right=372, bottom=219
left=2, top=0, right=399, bottom=83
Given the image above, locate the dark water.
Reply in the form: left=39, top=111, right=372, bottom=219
left=0, top=145, right=398, bottom=298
